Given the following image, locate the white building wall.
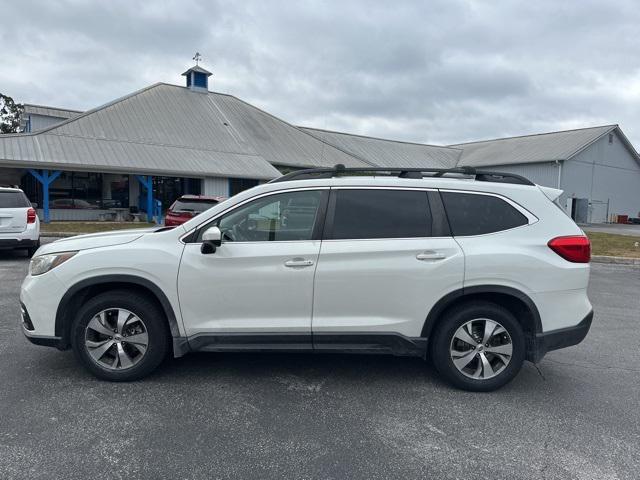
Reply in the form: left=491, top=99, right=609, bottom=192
left=27, top=114, right=67, bottom=132
left=203, top=177, right=229, bottom=196
left=562, top=130, right=640, bottom=222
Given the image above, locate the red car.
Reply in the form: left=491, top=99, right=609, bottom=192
left=164, top=195, right=225, bottom=226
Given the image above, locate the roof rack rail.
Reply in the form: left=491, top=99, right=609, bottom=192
left=269, top=164, right=534, bottom=186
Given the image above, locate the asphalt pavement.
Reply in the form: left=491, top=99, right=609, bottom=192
left=0, top=249, right=638, bottom=480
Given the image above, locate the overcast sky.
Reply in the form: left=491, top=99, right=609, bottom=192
left=1, top=0, right=639, bottom=146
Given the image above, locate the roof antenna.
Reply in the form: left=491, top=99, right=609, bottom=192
left=193, top=52, right=202, bottom=65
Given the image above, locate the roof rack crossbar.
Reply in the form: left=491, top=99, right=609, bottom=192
left=270, top=164, right=534, bottom=186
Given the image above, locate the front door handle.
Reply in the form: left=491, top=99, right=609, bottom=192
left=284, top=258, right=314, bottom=268
left=416, top=251, right=446, bottom=261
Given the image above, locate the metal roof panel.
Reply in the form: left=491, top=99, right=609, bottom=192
left=451, top=125, right=619, bottom=167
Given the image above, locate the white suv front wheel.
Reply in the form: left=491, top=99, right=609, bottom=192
left=430, top=301, right=525, bottom=392
left=71, top=290, right=169, bottom=381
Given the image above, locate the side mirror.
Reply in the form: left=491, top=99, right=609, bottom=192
left=201, top=226, right=222, bottom=254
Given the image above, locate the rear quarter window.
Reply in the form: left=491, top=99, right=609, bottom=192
left=441, top=191, right=528, bottom=236
left=0, top=191, right=30, bottom=208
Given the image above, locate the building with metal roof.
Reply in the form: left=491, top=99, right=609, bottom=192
left=20, top=103, right=82, bottom=133
left=0, top=65, right=369, bottom=222
left=1, top=63, right=639, bottom=224
left=300, top=127, right=461, bottom=169
left=450, top=125, right=640, bottom=223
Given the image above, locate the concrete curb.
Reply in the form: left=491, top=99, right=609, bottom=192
left=591, top=255, right=640, bottom=265
left=41, top=233, right=82, bottom=238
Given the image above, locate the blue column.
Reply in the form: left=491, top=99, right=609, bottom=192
left=28, top=169, right=61, bottom=224
left=135, top=175, right=155, bottom=223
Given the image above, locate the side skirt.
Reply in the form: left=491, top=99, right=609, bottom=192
left=178, top=332, right=428, bottom=358
left=313, top=333, right=428, bottom=357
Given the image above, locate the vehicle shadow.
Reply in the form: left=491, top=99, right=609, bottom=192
left=153, top=350, right=546, bottom=392
left=0, top=248, right=30, bottom=260
left=165, top=350, right=433, bottom=381
left=17, top=340, right=546, bottom=396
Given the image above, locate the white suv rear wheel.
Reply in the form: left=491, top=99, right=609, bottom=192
left=431, top=301, right=525, bottom=391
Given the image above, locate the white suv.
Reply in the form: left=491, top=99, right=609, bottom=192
left=0, top=186, right=40, bottom=257
left=20, top=166, right=593, bottom=391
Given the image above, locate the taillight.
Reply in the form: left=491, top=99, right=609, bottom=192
left=548, top=236, right=590, bottom=263
left=26, top=208, right=37, bottom=224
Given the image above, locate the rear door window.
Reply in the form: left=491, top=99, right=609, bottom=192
left=0, top=191, right=30, bottom=208
left=441, top=191, right=528, bottom=236
left=327, top=189, right=432, bottom=239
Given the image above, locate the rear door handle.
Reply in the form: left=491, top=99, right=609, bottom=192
left=416, top=252, right=446, bottom=261
left=284, top=258, right=314, bottom=268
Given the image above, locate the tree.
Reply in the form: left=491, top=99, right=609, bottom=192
left=0, top=93, right=24, bottom=134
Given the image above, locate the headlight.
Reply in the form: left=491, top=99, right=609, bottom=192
left=29, top=251, right=77, bottom=276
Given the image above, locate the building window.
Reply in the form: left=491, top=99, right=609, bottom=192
left=193, top=72, right=207, bottom=88
left=49, top=172, right=103, bottom=209
left=608, top=133, right=614, bottom=144
left=21, top=171, right=130, bottom=210
left=107, top=175, right=130, bottom=208
left=147, top=177, right=178, bottom=211
left=229, top=178, right=260, bottom=196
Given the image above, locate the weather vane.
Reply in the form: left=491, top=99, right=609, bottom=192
left=193, top=52, right=202, bottom=65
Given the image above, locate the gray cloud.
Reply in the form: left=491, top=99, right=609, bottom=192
left=2, top=0, right=640, bottom=147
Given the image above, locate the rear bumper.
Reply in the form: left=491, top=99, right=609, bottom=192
left=530, top=310, right=593, bottom=363
left=0, top=238, right=39, bottom=249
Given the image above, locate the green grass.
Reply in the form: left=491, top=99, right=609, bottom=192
left=40, top=222, right=156, bottom=234
left=587, top=232, right=640, bottom=258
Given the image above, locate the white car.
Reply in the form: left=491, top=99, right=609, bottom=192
left=0, top=186, right=40, bottom=257
left=20, top=166, right=593, bottom=391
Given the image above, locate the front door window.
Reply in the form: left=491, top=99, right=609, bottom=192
left=204, top=190, right=324, bottom=242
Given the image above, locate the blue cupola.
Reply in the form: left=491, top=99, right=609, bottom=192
left=181, top=64, right=212, bottom=92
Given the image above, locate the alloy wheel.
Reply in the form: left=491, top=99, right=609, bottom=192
left=449, top=318, right=513, bottom=380
left=84, top=308, right=149, bottom=370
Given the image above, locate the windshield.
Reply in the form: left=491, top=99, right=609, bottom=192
left=171, top=199, right=219, bottom=213
left=0, top=191, right=30, bottom=208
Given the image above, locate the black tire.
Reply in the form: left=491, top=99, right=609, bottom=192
left=26, top=240, right=40, bottom=258
left=71, top=290, right=169, bottom=381
left=430, top=301, right=525, bottom=392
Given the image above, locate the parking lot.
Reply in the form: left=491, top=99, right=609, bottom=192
left=0, top=249, right=638, bottom=480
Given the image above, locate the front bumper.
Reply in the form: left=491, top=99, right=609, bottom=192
left=530, top=310, right=593, bottom=363
left=23, top=331, right=64, bottom=348
left=20, top=270, right=67, bottom=338
left=21, top=303, right=65, bottom=349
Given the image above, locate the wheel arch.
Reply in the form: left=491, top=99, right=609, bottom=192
left=422, top=285, right=542, bottom=361
left=55, top=275, right=181, bottom=350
